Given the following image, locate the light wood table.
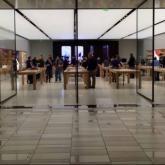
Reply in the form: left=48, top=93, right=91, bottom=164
left=18, top=69, right=43, bottom=90
left=63, top=67, right=88, bottom=90
left=109, top=68, right=141, bottom=89
left=102, top=66, right=110, bottom=81
left=39, top=67, right=46, bottom=82
left=98, top=64, right=104, bottom=78
left=139, top=65, right=152, bottom=79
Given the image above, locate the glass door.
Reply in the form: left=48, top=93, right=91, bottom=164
left=0, top=2, right=17, bottom=103
left=137, top=0, right=154, bottom=102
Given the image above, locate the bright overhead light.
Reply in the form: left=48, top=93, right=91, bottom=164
left=16, top=12, right=49, bottom=40
left=21, top=10, right=74, bottom=39
left=78, top=9, right=131, bottom=39
left=155, top=9, right=165, bottom=23
left=0, top=28, right=14, bottom=40
left=101, top=9, right=154, bottom=39
left=125, top=28, right=152, bottom=39
left=101, top=10, right=136, bottom=39
left=138, top=9, right=153, bottom=30
left=0, top=10, right=14, bottom=32
left=155, top=21, right=165, bottom=35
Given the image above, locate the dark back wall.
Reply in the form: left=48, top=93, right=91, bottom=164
left=53, top=40, right=119, bottom=62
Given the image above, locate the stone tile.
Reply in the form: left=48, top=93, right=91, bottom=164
left=71, top=148, right=107, bottom=155
left=109, top=151, right=151, bottom=162
left=107, top=146, right=143, bottom=152
left=71, top=155, right=110, bottom=163
left=32, top=153, right=70, bottom=160
left=36, top=145, right=70, bottom=153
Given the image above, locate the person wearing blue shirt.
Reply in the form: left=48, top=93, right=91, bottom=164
left=153, top=57, right=160, bottom=81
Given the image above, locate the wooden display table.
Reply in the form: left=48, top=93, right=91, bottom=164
left=109, top=68, right=141, bottom=89
left=98, top=64, right=104, bottom=78
left=18, top=69, right=43, bottom=90
left=63, top=67, right=88, bottom=90
left=139, top=65, right=152, bottom=79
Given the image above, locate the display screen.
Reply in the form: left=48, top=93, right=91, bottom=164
left=78, top=46, right=84, bottom=61
left=61, top=46, right=71, bottom=63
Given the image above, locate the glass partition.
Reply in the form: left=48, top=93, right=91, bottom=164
left=0, top=3, right=17, bottom=102
left=137, top=0, right=154, bottom=101
left=154, top=1, right=165, bottom=104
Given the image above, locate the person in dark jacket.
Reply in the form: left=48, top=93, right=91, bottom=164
left=82, top=57, right=88, bottom=69
left=87, top=53, right=97, bottom=88
left=128, top=53, right=136, bottom=69
left=128, top=53, right=136, bottom=78
left=32, top=57, right=37, bottom=67
left=26, top=56, right=33, bottom=84
left=38, top=55, right=45, bottom=67
left=45, top=56, right=53, bottom=83
left=111, top=56, right=122, bottom=69
left=54, top=56, right=63, bottom=82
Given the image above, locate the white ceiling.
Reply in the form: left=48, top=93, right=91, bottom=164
left=16, top=12, right=49, bottom=40
left=0, top=9, right=165, bottom=40
left=21, top=10, right=74, bottom=40
left=78, top=9, right=131, bottom=39
left=124, top=9, right=165, bottom=39
left=0, top=10, right=14, bottom=32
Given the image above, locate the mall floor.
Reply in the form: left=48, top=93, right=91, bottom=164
left=1, top=76, right=165, bottom=164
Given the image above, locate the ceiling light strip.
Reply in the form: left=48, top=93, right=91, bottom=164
left=3, top=0, right=52, bottom=40
left=98, top=0, right=149, bottom=39
left=97, top=8, right=136, bottom=39
left=122, top=18, right=165, bottom=39
left=15, top=9, right=52, bottom=40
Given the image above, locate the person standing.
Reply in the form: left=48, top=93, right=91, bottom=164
left=38, top=55, right=45, bottom=67
left=45, top=56, right=53, bottom=83
left=54, top=56, right=63, bottom=82
left=32, top=57, right=37, bottom=67
left=26, top=56, right=33, bottom=84
left=128, top=53, right=136, bottom=78
left=128, top=53, right=136, bottom=69
left=87, top=53, right=97, bottom=88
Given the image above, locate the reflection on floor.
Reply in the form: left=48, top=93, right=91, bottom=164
left=3, top=76, right=149, bottom=107
left=1, top=74, right=16, bottom=101
left=1, top=76, right=165, bottom=164
left=0, top=107, right=164, bottom=164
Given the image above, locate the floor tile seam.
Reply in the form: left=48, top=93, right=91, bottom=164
left=95, top=114, right=112, bottom=163
left=137, top=110, right=165, bottom=137
left=29, top=111, right=52, bottom=163
left=0, top=114, right=28, bottom=150
left=115, top=109, right=153, bottom=163
left=70, top=110, right=75, bottom=164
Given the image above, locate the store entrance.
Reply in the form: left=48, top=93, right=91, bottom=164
left=52, top=40, right=146, bottom=108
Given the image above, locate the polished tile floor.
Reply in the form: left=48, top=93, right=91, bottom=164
left=1, top=76, right=165, bottom=164
left=3, top=76, right=150, bottom=107
left=0, top=107, right=164, bottom=164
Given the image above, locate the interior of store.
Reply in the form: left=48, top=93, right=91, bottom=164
left=1, top=0, right=165, bottom=164
left=0, top=0, right=165, bottom=107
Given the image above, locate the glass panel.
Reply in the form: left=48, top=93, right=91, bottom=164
left=0, top=7, right=16, bottom=102
left=137, top=0, right=154, bottom=101
left=154, top=6, right=165, bottom=104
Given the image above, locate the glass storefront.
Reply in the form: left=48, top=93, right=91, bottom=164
left=0, top=0, right=17, bottom=103
left=2, top=0, right=165, bottom=107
